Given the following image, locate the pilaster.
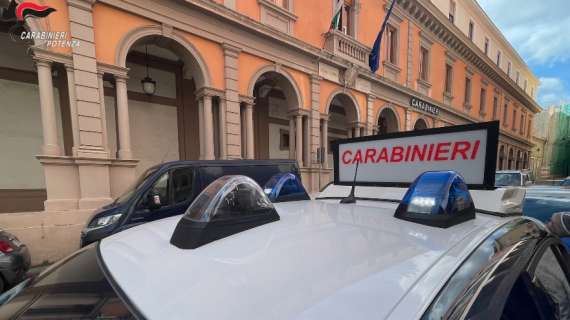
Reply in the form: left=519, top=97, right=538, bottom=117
left=223, top=43, right=243, bottom=159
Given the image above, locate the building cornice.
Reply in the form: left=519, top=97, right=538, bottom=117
left=399, top=0, right=540, bottom=114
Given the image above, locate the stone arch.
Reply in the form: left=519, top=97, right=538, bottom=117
left=414, top=117, right=430, bottom=130
left=115, top=25, right=211, bottom=89
left=324, top=89, right=361, bottom=123
left=375, top=104, right=400, bottom=134
left=247, top=65, right=304, bottom=109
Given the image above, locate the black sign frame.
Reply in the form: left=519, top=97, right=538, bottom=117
left=332, top=121, right=500, bottom=190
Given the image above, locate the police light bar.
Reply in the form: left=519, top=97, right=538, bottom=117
left=333, top=121, right=499, bottom=189
left=263, top=173, right=310, bottom=202
left=394, top=171, right=475, bottom=228
left=170, top=175, right=280, bottom=249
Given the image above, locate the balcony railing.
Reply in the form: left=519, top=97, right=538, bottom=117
left=324, top=30, right=370, bottom=67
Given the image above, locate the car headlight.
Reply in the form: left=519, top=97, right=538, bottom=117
left=86, top=213, right=122, bottom=231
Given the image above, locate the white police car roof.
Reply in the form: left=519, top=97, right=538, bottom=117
left=100, top=194, right=517, bottom=320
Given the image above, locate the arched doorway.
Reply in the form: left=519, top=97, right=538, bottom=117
left=250, top=70, right=302, bottom=161
left=414, top=118, right=428, bottom=130
left=498, top=145, right=505, bottom=170
left=324, top=92, right=360, bottom=168
left=377, top=107, right=399, bottom=135
left=508, top=148, right=514, bottom=170
left=112, top=34, right=212, bottom=175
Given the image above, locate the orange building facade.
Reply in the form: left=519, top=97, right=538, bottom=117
left=0, top=0, right=540, bottom=262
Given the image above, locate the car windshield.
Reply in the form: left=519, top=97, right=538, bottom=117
left=114, top=167, right=157, bottom=205
left=562, top=179, right=570, bottom=187
left=0, top=245, right=138, bottom=319
left=495, top=173, right=521, bottom=186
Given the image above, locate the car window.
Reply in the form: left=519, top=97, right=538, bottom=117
left=199, top=164, right=296, bottom=190
left=532, top=247, right=570, bottom=319
left=136, top=171, right=169, bottom=210
left=0, top=245, right=137, bottom=319
left=495, top=173, right=522, bottom=186
left=171, top=167, right=194, bottom=204
left=562, top=179, right=570, bottom=187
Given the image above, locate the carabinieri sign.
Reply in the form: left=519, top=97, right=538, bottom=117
left=332, top=121, right=500, bottom=189
left=410, top=97, right=440, bottom=116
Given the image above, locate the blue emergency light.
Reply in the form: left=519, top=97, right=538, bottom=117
left=394, top=171, right=475, bottom=228
left=263, top=173, right=310, bottom=203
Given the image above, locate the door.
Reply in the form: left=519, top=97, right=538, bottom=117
left=125, top=166, right=196, bottom=228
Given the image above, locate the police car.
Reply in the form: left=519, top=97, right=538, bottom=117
left=1, top=122, right=569, bottom=319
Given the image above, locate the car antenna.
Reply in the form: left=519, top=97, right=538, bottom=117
left=340, top=160, right=359, bottom=204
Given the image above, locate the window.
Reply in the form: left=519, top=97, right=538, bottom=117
left=279, top=129, right=290, bottom=150
left=0, top=246, right=137, bottom=319
left=524, top=79, right=528, bottom=92
left=468, top=21, right=475, bottom=40
left=503, top=103, right=509, bottom=126
left=484, top=38, right=489, bottom=55
left=386, top=25, right=398, bottom=65
left=143, top=172, right=169, bottom=208
left=171, top=167, right=194, bottom=204
left=497, top=51, right=501, bottom=67
left=531, top=87, right=534, bottom=97
left=512, top=109, right=517, bottom=131
left=445, top=63, right=453, bottom=95
left=516, top=71, right=520, bottom=85
left=464, top=77, right=472, bottom=106
left=419, top=47, right=430, bottom=81
left=531, top=247, right=570, bottom=318
left=449, top=0, right=456, bottom=23
left=479, top=88, right=487, bottom=115
left=507, top=61, right=511, bottom=77
left=527, top=119, right=532, bottom=138
left=492, top=96, right=498, bottom=119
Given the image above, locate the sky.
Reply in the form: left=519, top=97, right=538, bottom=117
left=477, top=0, right=570, bottom=108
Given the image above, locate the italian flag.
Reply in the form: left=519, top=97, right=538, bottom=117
left=330, top=0, right=343, bottom=30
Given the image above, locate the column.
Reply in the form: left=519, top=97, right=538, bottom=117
left=353, top=124, right=361, bottom=137
left=245, top=102, right=254, bottom=159
left=405, top=110, right=413, bottom=131
left=222, top=44, right=242, bottom=159
left=203, top=95, right=215, bottom=160
left=97, top=71, right=109, bottom=153
left=198, top=99, right=204, bottom=159
left=321, top=117, right=329, bottom=168
left=35, top=59, right=61, bottom=156
left=296, top=114, right=303, bottom=166
left=289, top=117, right=295, bottom=160
left=115, top=75, right=133, bottom=159
left=366, top=94, right=375, bottom=135
left=65, top=64, right=80, bottom=156
left=303, top=115, right=310, bottom=168
left=218, top=99, right=227, bottom=159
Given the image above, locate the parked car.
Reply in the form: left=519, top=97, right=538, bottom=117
left=495, top=170, right=532, bottom=187
left=80, top=160, right=309, bottom=247
left=0, top=230, right=30, bottom=293
left=1, top=171, right=569, bottom=319
left=524, top=186, right=570, bottom=249
left=562, top=176, right=570, bottom=188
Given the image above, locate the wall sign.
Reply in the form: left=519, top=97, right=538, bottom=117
left=333, top=121, right=500, bottom=189
left=410, top=97, right=440, bottom=116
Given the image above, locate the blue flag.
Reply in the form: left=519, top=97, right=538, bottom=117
left=369, top=0, right=397, bottom=73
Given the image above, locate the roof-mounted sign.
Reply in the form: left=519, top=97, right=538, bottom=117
left=333, top=121, right=500, bottom=189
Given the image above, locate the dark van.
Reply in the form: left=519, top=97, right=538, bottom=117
left=80, top=160, right=308, bottom=247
